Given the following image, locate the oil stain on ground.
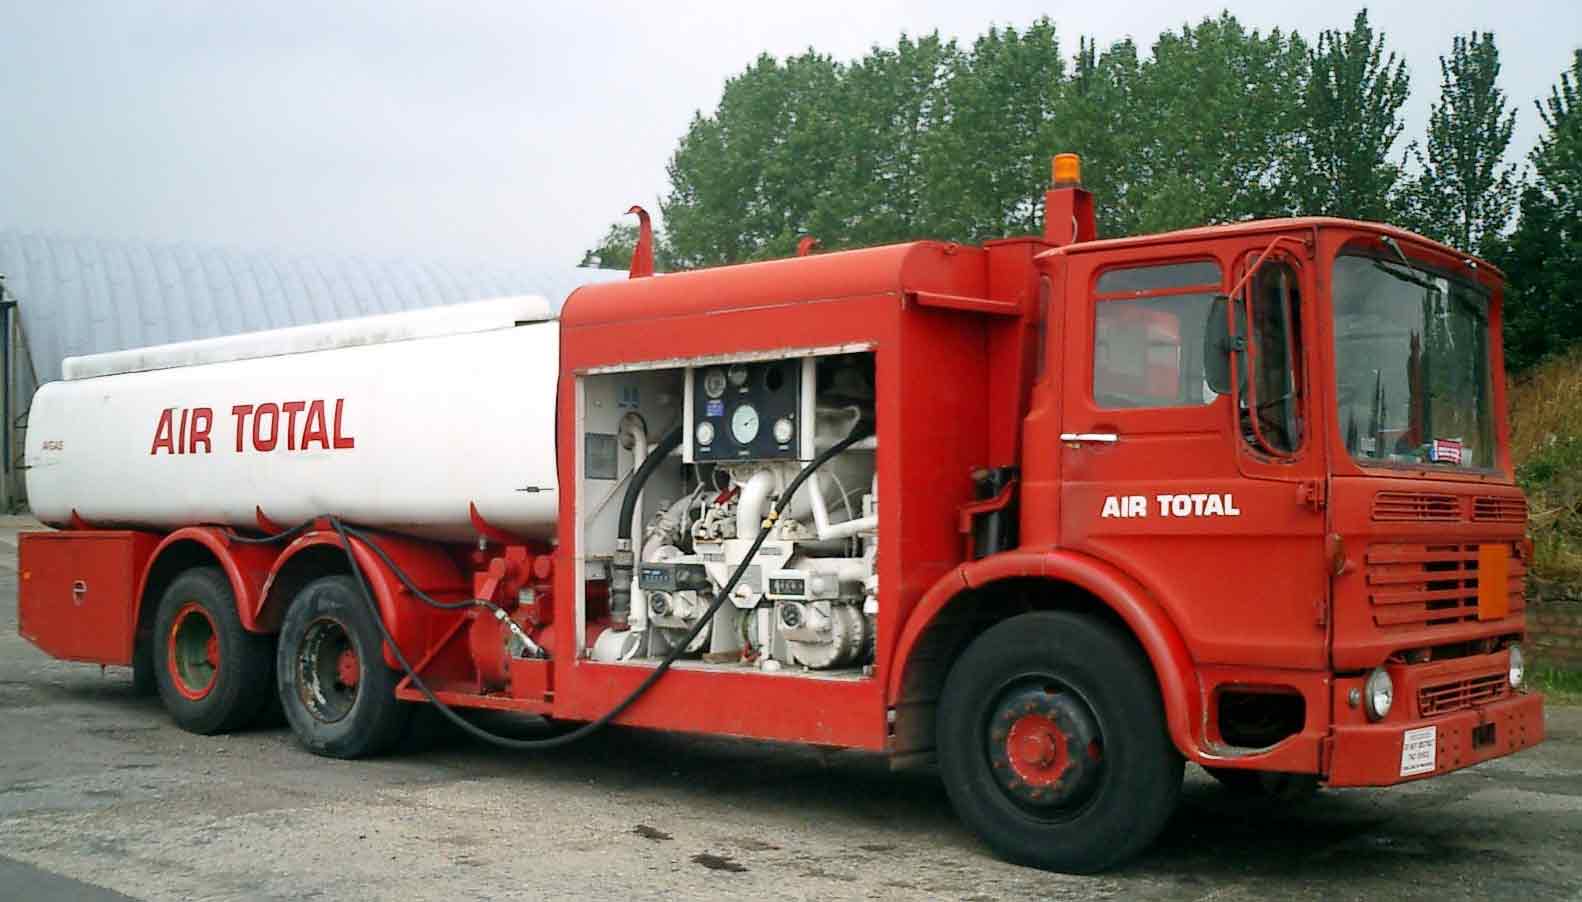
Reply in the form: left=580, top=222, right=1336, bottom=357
left=691, top=853, right=747, bottom=873
left=632, top=824, right=672, bottom=841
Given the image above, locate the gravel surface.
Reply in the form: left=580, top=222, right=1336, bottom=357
left=3, top=527, right=1580, bottom=901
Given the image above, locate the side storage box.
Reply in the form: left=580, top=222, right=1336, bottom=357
left=18, top=531, right=160, bottom=665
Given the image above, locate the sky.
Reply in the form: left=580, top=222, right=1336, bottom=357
left=2, top=1, right=1578, bottom=267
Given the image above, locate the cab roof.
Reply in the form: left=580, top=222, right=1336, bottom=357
left=1040, top=216, right=1504, bottom=281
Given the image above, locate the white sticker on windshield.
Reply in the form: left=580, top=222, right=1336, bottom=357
left=1430, top=438, right=1464, bottom=465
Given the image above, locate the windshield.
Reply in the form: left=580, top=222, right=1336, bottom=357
left=1332, top=252, right=1496, bottom=471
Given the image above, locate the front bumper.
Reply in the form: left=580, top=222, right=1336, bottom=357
left=1326, top=690, right=1544, bottom=787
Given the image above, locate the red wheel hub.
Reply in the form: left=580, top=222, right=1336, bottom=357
left=1007, top=714, right=1071, bottom=785
left=297, top=617, right=360, bottom=724
left=986, top=685, right=1104, bottom=811
left=336, top=648, right=360, bottom=688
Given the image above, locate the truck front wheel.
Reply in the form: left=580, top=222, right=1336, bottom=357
left=277, top=574, right=411, bottom=758
left=152, top=567, right=275, bottom=734
left=937, top=611, right=1183, bottom=873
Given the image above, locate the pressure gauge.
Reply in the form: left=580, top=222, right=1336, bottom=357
left=702, top=367, right=727, bottom=399
left=695, top=420, right=716, bottom=447
left=772, top=417, right=795, bottom=445
left=730, top=404, right=760, bottom=444
left=727, top=364, right=750, bottom=389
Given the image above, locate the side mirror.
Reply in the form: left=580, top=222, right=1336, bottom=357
left=1203, top=295, right=1244, bottom=396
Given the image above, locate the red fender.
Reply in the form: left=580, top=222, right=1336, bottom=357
left=136, top=527, right=278, bottom=639
left=890, top=548, right=1204, bottom=761
left=261, top=530, right=469, bottom=670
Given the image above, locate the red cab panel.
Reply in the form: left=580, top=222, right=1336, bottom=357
left=17, top=531, right=159, bottom=665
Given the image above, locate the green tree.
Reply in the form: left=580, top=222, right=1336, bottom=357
left=920, top=19, right=1065, bottom=241
left=1405, top=32, right=1520, bottom=253
left=1053, top=36, right=1143, bottom=236
left=1288, top=10, right=1412, bottom=220
left=825, top=33, right=958, bottom=247
left=1498, top=50, right=1582, bottom=371
left=1120, top=15, right=1308, bottom=234
left=662, top=52, right=845, bottom=267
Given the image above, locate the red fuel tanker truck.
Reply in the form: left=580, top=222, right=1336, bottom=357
left=17, top=155, right=1543, bottom=872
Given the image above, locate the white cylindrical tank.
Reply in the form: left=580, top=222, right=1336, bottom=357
left=26, top=297, right=562, bottom=542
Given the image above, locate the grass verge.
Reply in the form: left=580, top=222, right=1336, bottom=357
left=1510, top=350, right=1582, bottom=582
left=1532, top=667, right=1582, bottom=705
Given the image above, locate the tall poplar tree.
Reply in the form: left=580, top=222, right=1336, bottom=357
left=1288, top=10, right=1411, bottom=220
left=1499, top=50, right=1582, bottom=370
left=1406, top=32, right=1520, bottom=253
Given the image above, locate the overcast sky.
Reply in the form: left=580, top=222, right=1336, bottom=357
left=2, top=2, right=1578, bottom=266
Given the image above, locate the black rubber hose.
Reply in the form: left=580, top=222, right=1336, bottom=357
left=610, top=424, right=683, bottom=625
left=224, top=520, right=315, bottom=545
left=617, top=424, right=683, bottom=545
left=229, top=521, right=482, bottom=613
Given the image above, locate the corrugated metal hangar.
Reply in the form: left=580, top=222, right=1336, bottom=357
left=0, top=230, right=623, bottom=508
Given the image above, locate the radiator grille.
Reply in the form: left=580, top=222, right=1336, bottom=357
left=1418, top=671, right=1508, bottom=716
left=1365, top=543, right=1526, bottom=629
left=1372, top=492, right=1461, bottom=521
left=1472, top=495, right=1528, bottom=523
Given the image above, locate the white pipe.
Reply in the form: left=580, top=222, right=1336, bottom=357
left=737, top=469, right=777, bottom=540
left=622, top=417, right=649, bottom=631
left=808, top=472, right=877, bottom=541
left=796, top=555, right=871, bottom=583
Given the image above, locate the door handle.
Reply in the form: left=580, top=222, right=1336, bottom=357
left=1060, top=432, right=1119, bottom=444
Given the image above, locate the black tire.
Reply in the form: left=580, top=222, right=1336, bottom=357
left=277, top=574, right=411, bottom=758
left=152, top=567, right=275, bottom=734
left=937, top=611, right=1184, bottom=873
left=1203, top=766, right=1319, bottom=802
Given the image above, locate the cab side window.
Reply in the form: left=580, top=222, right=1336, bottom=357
left=1241, top=261, right=1304, bottom=455
left=1092, top=261, right=1222, bottom=409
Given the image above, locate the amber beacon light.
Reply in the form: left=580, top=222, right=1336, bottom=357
left=1052, top=152, right=1082, bottom=188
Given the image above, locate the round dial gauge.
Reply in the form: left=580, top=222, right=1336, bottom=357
left=727, top=364, right=750, bottom=388
left=695, top=421, right=716, bottom=446
left=772, top=417, right=795, bottom=445
left=702, top=368, right=727, bottom=399
left=730, top=404, right=760, bottom=444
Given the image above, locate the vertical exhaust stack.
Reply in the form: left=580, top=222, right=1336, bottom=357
left=1042, top=153, right=1096, bottom=247
left=627, top=205, right=655, bottom=279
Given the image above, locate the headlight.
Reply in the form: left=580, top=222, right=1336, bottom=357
left=1364, top=667, right=1394, bottom=721
left=1509, top=644, right=1525, bottom=688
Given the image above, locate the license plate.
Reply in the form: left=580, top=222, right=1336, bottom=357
left=1400, top=725, right=1438, bottom=777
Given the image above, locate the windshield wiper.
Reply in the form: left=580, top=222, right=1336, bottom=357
left=1372, top=239, right=1488, bottom=323
left=1371, top=258, right=1442, bottom=294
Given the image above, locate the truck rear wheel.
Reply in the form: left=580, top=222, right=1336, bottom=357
left=152, top=567, right=275, bottom=734
left=277, top=574, right=411, bottom=759
left=937, top=611, right=1183, bottom=873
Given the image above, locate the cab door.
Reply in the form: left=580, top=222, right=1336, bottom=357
left=1056, top=241, right=1330, bottom=670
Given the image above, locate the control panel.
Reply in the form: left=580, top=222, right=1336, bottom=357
left=685, top=358, right=815, bottom=462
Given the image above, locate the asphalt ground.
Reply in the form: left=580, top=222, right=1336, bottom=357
left=2, top=523, right=1580, bottom=901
